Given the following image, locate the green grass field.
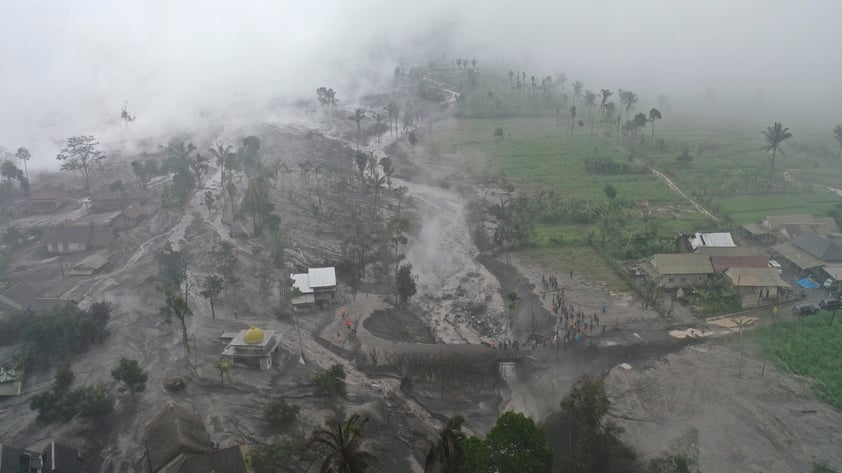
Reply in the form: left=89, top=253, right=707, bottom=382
left=432, top=116, right=842, bottom=236
left=432, top=117, right=681, bottom=203
left=637, top=126, right=842, bottom=224
left=746, top=312, right=842, bottom=409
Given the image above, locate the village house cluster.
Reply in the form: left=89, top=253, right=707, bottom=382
left=640, top=214, right=842, bottom=310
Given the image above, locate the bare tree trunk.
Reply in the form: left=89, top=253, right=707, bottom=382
left=769, top=147, right=777, bottom=179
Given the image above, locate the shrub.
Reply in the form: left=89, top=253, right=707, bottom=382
left=265, top=399, right=300, bottom=428
left=312, top=364, right=346, bottom=397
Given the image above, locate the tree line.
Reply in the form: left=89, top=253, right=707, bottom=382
left=251, top=375, right=699, bottom=473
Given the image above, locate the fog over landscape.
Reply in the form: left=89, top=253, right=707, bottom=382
left=4, top=1, right=842, bottom=472
left=3, top=0, right=842, bottom=168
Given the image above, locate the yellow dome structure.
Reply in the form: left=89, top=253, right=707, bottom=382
left=242, top=327, right=265, bottom=344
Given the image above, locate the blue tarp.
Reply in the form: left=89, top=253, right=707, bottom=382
left=796, top=278, right=819, bottom=289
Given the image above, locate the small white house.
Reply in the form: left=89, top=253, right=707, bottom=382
left=290, top=267, right=337, bottom=309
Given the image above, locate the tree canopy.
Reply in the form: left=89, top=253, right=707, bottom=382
left=464, top=411, right=553, bottom=473
left=56, top=135, right=105, bottom=194
left=111, top=357, right=148, bottom=403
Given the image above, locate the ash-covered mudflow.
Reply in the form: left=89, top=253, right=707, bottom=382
left=1, top=1, right=842, bottom=473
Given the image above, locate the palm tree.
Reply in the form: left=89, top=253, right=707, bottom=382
left=761, top=121, right=793, bottom=178
left=572, top=81, right=584, bottom=106
left=569, top=106, right=577, bottom=135
left=584, top=91, right=597, bottom=135
left=15, top=147, right=30, bottom=179
left=424, top=415, right=467, bottom=473
left=309, top=414, right=376, bottom=473
left=619, top=90, right=638, bottom=117
left=599, top=89, right=612, bottom=115
left=349, top=108, right=367, bottom=152
left=833, top=124, right=842, bottom=159
left=649, top=108, right=662, bottom=144
left=209, top=143, right=234, bottom=186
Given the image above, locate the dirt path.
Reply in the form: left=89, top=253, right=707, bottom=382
left=649, top=168, right=719, bottom=222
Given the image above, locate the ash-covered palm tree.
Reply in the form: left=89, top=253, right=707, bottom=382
left=833, top=124, right=842, bottom=159
left=649, top=108, right=662, bottom=144
left=309, top=414, right=376, bottom=473
left=15, top=147, right=30, bottom=179
left=761, top=121, right=793, bottom=178
left=424, top=415, right=467, bottom=473
left=349, top=108, right=367, bottom=152
left=209, top=143, right=234, bottom=185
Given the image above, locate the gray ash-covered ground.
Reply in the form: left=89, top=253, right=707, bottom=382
left=2, top=89, right=841, bottom=473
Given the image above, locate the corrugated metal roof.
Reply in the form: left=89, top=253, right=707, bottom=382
left=308, top=267, right=336, bottom=288
left=693, top=246, right=765, bottom=257
left=42, top=225, right=91, bottom=244
left=650, top=254, right=714, bottom=275
left=765, top=214, right=813, bottom=230
left=724, top=268, right=790, bottom=287
left=772, top=243, right=824, bottom=270
left=689, top=232, right=736, bottom=250
left=742, top=223, right=770, bottom=235
left=290, top=273, right=312, bottom=294
left=710, top=256, right=769, bottom=273
left=823, top=264, right=842, bottom=280
left=792, top=232, right=842, bottom=262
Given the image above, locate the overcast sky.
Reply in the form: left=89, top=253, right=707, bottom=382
left=2, top=0, right=841, bottom=167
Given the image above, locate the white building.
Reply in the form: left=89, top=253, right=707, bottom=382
left=290, top=267, right=337, bottom=309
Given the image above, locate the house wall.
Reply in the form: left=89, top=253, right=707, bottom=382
left=27, top=201, right=60, bottom=214
left=92, top=200, right=123, bottom=212
left=46, top=242, right=88, bottom=254
left=736, top=286, right=780, bottom=309
left=659, top=273, right=709, bottom=289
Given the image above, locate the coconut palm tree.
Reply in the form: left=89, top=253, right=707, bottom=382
left=619, top=90, right=638, bottom=117
left=761, top=121, right=793, bottom=178
left=15, top=147, right=30, bottom=179
left=569, top=106, right=577, bottom=135
left=584, top=91, right=597, bottom=135
left=572, top=81, right=584, bottom=106
left=599, top=89, right=612, bottom=115
left=309, top=414, right=376, bottom=473
left=209, top=143, right=234, bottom=186
left=833, top=124, right=842, bottom=159
left=649, top=108, right=662, bottom=144
left=424, top=415, right=467, bottom=473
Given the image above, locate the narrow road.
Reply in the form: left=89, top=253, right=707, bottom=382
left=649, top=168, right=719, bottom=222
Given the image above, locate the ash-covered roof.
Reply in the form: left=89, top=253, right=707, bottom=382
left=144, top=404, right=213, bottom=473
left=42, top=225, right=91, bottom=245
left=724, top=268, right=790, bottom=287
left=650, top=254, right=714, bottom=275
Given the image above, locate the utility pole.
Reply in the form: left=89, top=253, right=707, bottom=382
left=294, top=314, right=305, bottom=365
left=530, top=299, right=535, bottom=341
left=58, top=255, right=65, bottom=278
